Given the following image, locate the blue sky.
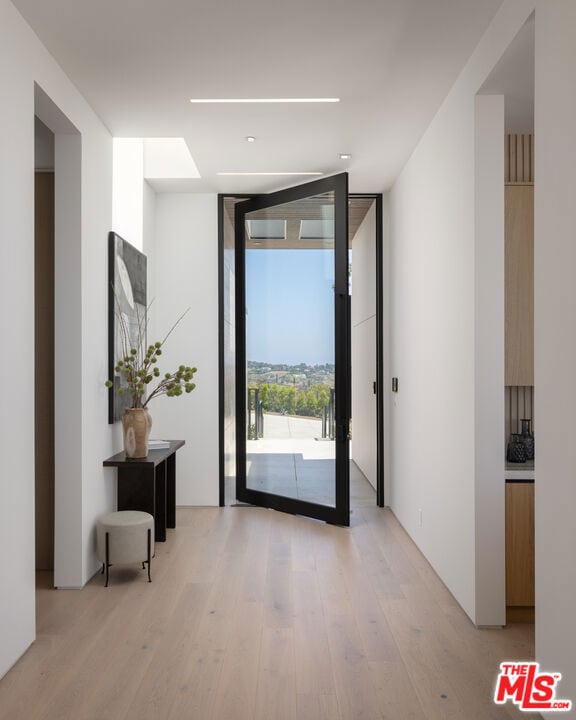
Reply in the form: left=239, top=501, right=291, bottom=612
left=246, top=249, right=334, bottom=366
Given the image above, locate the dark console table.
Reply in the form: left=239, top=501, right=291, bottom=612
left=103, top=440, right=185, bottom=542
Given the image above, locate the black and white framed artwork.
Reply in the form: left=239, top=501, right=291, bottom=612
left=108, top=232, right=147, bottom=423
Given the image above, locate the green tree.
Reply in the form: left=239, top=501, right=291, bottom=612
left=296, top=392, right=307, bottom=416
left=259, top=383, right=269, bottom=409
left=267, top=384, right=280, bottom=412
left=305, top=389, right=319, bottom=416
left=315, top=385, right=330, bottom=412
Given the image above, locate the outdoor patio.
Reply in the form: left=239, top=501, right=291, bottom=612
left=228, top=413, right=376, bottom=508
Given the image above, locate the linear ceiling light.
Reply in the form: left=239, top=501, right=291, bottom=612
left=190, top=98, right=340, bottom=103
left=217, top=171, right=323, bottom=176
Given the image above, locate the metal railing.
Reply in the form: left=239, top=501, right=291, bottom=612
left=322, top=388, right=335, bottom=440
left=248, top=385, right=335, bottom=440
left=247, top=387, right=264, bottom=440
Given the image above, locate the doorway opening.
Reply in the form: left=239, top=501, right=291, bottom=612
left=34, top=117, right=55, bottom=580
left=218, top=183, right=383, bottom=521
left=34, top=84, right=82, bottom=591
left=235, top=175, right=350, bottom=525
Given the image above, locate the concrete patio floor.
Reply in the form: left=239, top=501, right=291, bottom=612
left=227, top=413, right=376, bottom=508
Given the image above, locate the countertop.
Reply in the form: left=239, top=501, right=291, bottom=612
left=505, top=459, right=534, bottom=482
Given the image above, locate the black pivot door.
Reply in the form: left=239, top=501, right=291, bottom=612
left=235, top=173, right=350, bottom=525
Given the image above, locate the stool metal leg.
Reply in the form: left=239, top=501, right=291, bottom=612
left=147, top=528, right=152, bottom=583
left=105, top=532, right=110, bottom=587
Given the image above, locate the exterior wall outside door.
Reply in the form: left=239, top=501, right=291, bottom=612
left=351, top=203, right=377, bottom=489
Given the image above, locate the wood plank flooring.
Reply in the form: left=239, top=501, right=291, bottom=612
left=0, top=504, right=537, bottom=720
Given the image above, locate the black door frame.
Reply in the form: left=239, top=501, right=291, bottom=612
left=235, top=173, right=350, bottom=525
left=217, top=187, right=384, bottom=511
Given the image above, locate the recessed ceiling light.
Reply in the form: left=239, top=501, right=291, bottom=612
left=246, top=136, right=256, bottom=143
left=217, top=171, right=324, bottom=176
left=190, top=98, right=340, bottom=104
left=339, top=153, right=352, bottom=160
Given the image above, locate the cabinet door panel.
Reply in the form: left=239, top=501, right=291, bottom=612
left=505, top=185, right=534, bottom=386
left=505, top=483, right=535, bottom=606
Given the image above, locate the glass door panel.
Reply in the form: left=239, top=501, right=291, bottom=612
left=235, top=174, right=349, bottom=525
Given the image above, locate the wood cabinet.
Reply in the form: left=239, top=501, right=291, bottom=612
left=505, top=184, right=534, bottom=386
left=505, top=482, right=535, bottom=607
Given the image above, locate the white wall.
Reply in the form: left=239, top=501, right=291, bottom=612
left=54, top=131, right=84, bottom=588
left=143, top=180, right=157, bottom=329
left=388, top=0, right=534, bottom=622
left=0, top=0, right=114, bottom=677
left=382, top=195, right=392, bottom=505
left=534, top=0, right=576, bottom=711
left=34, top=116, right=54, bottom=170
left=351, top=203, right=377, bottom=488
left=151, top=194, right=219, bottom=506
left=112, top=138, right=144, bottom=250
left=474, top=95, right=506, bottom=626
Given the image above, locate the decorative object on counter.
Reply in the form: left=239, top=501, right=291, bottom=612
left=122, top=407, right=152, bottom=459
left=507, top=433, right=527, bottom=463
left=520, top=418, right=535, bottom=460
left=148, top=439, right=171, bottom=450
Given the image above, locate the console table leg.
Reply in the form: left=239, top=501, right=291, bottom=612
left=147, top=528, right=152, bottom=583
left=105, top=532, right=110, bottom=587
left=167, top=453, right=176, bottom=529
left=155, top=462, right=167, bottom=542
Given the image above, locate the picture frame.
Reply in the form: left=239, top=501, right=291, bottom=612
left=108, top=232, right=147, bottom=423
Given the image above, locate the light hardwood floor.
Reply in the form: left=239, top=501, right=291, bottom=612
left=0, top=504, right=537, bottom=720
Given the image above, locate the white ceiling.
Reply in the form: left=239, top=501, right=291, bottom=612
left=16, top=0, right=505, bottom=193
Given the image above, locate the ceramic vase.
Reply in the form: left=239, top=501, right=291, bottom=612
left=122, top=408, right=152, bottom=458
left=507, top=433, right=527, bottom=463
left=520, top=418, right=535, bottom=460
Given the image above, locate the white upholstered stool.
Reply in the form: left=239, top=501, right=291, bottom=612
left=96, top=511, right=154, bottom=587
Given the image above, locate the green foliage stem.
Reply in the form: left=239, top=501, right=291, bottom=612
left=106, top=298, right=197, bottom=409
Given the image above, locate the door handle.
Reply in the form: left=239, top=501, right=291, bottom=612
left=336, top=422, right=351, bottom=443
